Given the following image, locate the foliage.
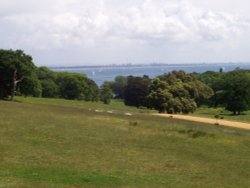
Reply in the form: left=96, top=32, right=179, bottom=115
left=100, top=81, right=113, bottom=104
left=56, top=72, right=99, bottom=101
left=197, top=71, right=224, bottom=107
left=36, top=66, right=99, bottom=101
left=18, top=74, right=42, bottom=97
left=124, top=75, right=151, bottom=107
left=146, top=78, right=172, bottom=111
left=197, top=71, right=223, bottom=90
left=218, top=71, right=250, bottom=115
left=198, top=69, right=250, bottom=115
left=37, top=67, right=59, bottom=98
left=109, top=75, right=127, bottom=99
left=159, top=70, right=214, bottom=105
left=0, top=49, right=41, bottom=99
left=147, top=71, right=212, bottom=114
left=83, top=78, right=99, bottom=101
left=40, top=79, right=59, bottom=98
left=37, top=66, right=57, bottom=81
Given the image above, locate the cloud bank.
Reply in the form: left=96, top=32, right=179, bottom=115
left=0, top=0, right=250, bottom=65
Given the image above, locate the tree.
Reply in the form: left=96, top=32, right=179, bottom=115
left=37, top=66, right=57, bottom=81
left=40, top=80, right=59, bottom=98
left=160, top=71, right=214, bottom=104
left=82, top=78, right=99, bottom=102
left=147, top=81, right=197, bottom=114
left=124, top=75, right=151, bottom=107
left=55, top=72, right=99, bottom=101
left=146, top=78, right=172, bottom=111
left=147, top=71, right=213, bottom=114
left=218, top=71, right=250, bottom=115
left=56, top=73, right=85, bottom=100
left=37, top=66, right=59, bottom=98
left=109, top=76, right=127, bottom=99
left=18, top=74, right=41, bottom=97
left=0, top=49, right=40, bottom=100
left=100, top=82, right=113, bottom=104
left=183, top=80, right=214, bottom=106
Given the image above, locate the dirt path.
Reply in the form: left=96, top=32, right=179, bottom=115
left=154, top=113, right=250, bottom=130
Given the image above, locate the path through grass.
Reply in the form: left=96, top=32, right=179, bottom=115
left=194, top=106, right=250, bottom=123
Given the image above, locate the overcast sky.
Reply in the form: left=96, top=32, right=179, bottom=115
left=1, top=0, right=250, bottom=66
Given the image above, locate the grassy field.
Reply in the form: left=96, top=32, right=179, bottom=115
left=17, top=96, right=250, bottom=123
left=193, top=106, right=250, bottom=123
left=15, top=96, right=155, bottom=114
left=1, top=97, right=250, bottom=187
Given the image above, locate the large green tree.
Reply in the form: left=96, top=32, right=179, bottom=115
left=56, top=72, right=99, bottom=101
left=159, top=71, right=213, bottom=106
left=0, top=49, right=41, bottom=100
left=109, top=76, right=127, bottom=99
left=100, top=81, right=113, bottom=104
left=37, top=66, right=59, bottom=98
left=218, top=71, right=250, bottom=115
left=147, top=71, right=213, bottom=114
left=197, top=71, right=224, bottom=107
left=124, top=75, right=151, bottom=107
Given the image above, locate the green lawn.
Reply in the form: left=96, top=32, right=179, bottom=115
left=15, top=96, right=153, bottom=114
left=193, top=106, right=250, bottom=123
left=1, top=97, right=250, bottom=187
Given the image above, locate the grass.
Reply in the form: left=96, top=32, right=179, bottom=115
left=15, top=96, right=153, bottom=114
left=193, top=106, right=250, bottom=123
left=0, top=97, right=250, bottom=187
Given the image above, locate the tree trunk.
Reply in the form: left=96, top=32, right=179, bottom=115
left=0, top=82, right=4, bottom=100
left=10, top=70, right=17, bottom=101
left=11, top=70, right=23, bottom=101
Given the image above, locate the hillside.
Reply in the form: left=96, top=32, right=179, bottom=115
left=1, top=97, right=250, bottom=187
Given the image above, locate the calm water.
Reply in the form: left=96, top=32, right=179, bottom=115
left=53, top=63, right=250, bottom=85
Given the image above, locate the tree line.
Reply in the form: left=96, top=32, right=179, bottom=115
left=0, top=49, right=104, bottom=102
left=197, top=69, right=250, bottom=115
left=106, top=71, right=213, bottom=114
left=1, top=49, right=250, bottom=115
left=106, top=69, right=250, bottom=115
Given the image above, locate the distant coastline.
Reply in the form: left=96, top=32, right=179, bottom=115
left=49, top=62, right=250, bottom=70
left=50, top=62, right=250, bottom=85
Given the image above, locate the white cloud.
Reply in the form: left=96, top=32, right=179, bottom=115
left=0, top=0, right=250, bottom=65
left=1, top=0, right=249, bottom=49
left=112, top=0, right=250, bottom=43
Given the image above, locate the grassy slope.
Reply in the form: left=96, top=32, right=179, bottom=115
left=17, top=97, right=250, bottom=123
left=0, top=97, right=250, bottom=187
left=14, top=96, right=151, bottom=113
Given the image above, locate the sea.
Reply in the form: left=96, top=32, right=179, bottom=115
left=52, top=63, right=250, bottom=86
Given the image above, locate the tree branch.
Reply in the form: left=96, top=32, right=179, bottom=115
left=15, top=76, right=24, bottom=84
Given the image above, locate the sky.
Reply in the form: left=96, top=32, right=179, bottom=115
left=1, top=0, right=250, bottom=66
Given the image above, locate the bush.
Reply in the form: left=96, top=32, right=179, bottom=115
left=177, top=129, right=214, bottom=138
left=129, top=121, right=138, bottom=127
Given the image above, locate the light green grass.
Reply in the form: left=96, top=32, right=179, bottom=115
left=15, top=96, right=154, bottom=114
left=1, top=97, right=250, bottom=187
left=193, top=106, right=250, bottom=123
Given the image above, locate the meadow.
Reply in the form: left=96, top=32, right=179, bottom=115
left=0, top=97, right=250, bottom=187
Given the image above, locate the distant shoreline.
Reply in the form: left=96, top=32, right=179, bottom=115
left=49, top=62, right=250, bottom=70
left=50, top=63, right=250, bottom=85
